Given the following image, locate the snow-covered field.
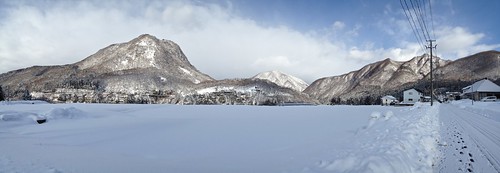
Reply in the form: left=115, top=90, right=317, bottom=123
left=0, top=100, right=498, bottom=173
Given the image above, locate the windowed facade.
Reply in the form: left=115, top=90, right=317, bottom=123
left=403, top=89, right=422, bottom=104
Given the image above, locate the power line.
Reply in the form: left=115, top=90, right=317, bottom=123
left=401, top=0, right=438, bottom=106
left=427, top=0, right=436, bottom=39
left=400, top=0, right=426, bottom=52
left=413, top=0, right=431, bottom=40
left=408, top=0, right=430, bottom=42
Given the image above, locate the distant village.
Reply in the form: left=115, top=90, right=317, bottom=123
left=381, top=78, right=500, bottom=106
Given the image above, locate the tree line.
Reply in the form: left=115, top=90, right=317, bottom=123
left=330, top=95, right=382, bottom=105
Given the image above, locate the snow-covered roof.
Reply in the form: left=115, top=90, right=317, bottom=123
left=381, top=95, right=397, bottom=100
left=404, top=88, right=422, bottom=94
left=462, top=79, right=500, bottom=93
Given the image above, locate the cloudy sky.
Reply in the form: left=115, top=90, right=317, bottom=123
left=0, top=0, right=499, bottom=82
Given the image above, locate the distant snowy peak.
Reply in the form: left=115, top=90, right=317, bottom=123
left=253, top=70, right=309, bottom=92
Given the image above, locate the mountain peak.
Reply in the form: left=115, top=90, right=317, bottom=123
left=137, top=33, right=156, bottom=39
left=77, top=34, right=179, bottom=70
left=253, top=70, right=309, bottom=92
left=75, top=34, right=213, bottom=84
left=132, top=34, right=161, bottom=45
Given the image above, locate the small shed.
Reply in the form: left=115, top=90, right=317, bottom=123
left=403, top=88, right=422, bottom=104
left=381, top=95, right=398, bottom=106
left=462, top=79, right=500, bottom=101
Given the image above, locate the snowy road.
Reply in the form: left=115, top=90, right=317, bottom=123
left=437, top=102, right=500, bottom=173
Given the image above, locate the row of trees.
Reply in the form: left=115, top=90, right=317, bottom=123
left=330, top=95, right=382, bottom=105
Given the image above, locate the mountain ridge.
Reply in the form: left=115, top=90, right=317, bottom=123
left=304, top=54, right=450, bottom=102
left=1, top=34, right=499, bottom=105
left=0, top=34, right=313, bottom=104
left=304, top=50, right=500, bottom=104
left=252, top=70, right=309, bottom=92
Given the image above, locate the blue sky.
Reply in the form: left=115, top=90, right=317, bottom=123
left=233, top=0, right=500, bottom=51
left=0, top=0, right=499, bottom=82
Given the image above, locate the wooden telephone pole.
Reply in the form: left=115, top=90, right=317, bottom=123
left=426, top=40, right=436, bottom=106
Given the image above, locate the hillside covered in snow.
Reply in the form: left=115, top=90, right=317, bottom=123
left=253, top=70, right=309, bottom=92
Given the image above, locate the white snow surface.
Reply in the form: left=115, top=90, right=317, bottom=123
left=320, top=102, right=440, bottom=173
left=253, top=70, right=309, bottom=92
left=136, top=39, right=157, bottom=68
left=179, top=67, right=192, bottom=76
left=1, top=101, right=499, bottom=172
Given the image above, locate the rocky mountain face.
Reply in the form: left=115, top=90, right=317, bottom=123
left=252, top=70, right=309, bottom=92
left=305, top=51, right=500, bottom=104
left=430, top=50, right=500, bottom=95
left=1, top=34, right=498, bottom=105
left=304, top=54, right=451, bottom=103
left=0, top=34, right=313, bottom=105
left=75, top=34, right=212, bottom=85
left=436, top=51, right=500, bottom=81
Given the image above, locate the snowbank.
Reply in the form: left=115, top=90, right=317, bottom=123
left=320, top=103, right=441, bottom=173
left=451, top=99, right=500, bottom=122
left=0, top=100, right=49, bottom=105
left=44, top=107, right=87, bottom=120
left=0, top=107, right=86, bottom=124
left=0, top=111, right=42, bottom=124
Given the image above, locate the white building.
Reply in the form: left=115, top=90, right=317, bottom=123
left=381, top=95, right=398, bottom=106
left=403, top=89, right=422, bottom=104
left=462, top=79, right=500, bottom=101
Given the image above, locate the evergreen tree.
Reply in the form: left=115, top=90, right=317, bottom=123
left=0, top=85, right=4, bottom=101
left=22, top=89, right=31, bottom=100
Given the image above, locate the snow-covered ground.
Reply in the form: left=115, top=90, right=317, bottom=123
left=0, top=100, right=498, bottom=173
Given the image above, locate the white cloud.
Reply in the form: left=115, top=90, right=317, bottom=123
left=376, top=9, right=500, bottom=62
left=332, top=21, right=345, bottom=30
left=253, top=56, right=296, bottom=68
left=434, top=26, right=500, bottom=59
left=347, top=24, right=362, bottom=37
left=0, top=0, right=360, bottom=82
left=0, top=1, right=498, bottom=84
left=348, top=47, right=374, bottom=60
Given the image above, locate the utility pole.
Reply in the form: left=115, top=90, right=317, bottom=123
left=426, top=40, right=436, bottom=106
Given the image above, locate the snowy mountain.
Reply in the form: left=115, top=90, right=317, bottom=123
left=1, top=33, right=498, bottom=105
left=436, top=50, right=500, bottom=81
left=305, top=51, right=500, bottom=104
left=0, top=34, right=314, bottom=104
left=252, top=70, right=309, bottom=92
left=304, top=54, right=451, bottom=103
left=75, top=34, right=213, bottom=86
left=0, top=34, right=215, bottom=103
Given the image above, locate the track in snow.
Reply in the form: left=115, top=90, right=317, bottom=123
left=438, top=104, right=500, bottom=173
